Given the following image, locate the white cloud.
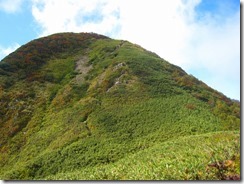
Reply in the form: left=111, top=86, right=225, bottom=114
left=29, top=0, right=240, bottom=99
left=0, top=43, right=20, bottom=61
left=116, top=0, right=196, bottom=67
left=0, top=0, right=24, bottom=13
left=31, top=0, right=120, bottom=37
left=183, top=11, right=239, bottom=70
left=180, top=4, right=240, bottom=99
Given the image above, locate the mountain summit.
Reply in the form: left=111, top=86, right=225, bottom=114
left=0, top=33, right=240, bottom=180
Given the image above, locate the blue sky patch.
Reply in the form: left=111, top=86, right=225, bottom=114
left=195, top=0, right=240, bottom=22
left=0, top=4, right=37, bottom=47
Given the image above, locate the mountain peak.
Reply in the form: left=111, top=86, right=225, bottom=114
left=2, top=32, right=108, bottom=66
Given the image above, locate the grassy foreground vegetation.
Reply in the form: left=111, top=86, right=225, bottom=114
left=0, top=33, right=240, bottom=180
left=47, top=131, right=240, bottom=180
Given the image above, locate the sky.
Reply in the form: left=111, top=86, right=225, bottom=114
left=0, top=0, right=241, bottom=100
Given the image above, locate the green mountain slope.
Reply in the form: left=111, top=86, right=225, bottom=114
left=0, top=33, right=240, bottom=180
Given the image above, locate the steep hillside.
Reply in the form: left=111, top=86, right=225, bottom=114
left=0, top=33, right=240, bottom=180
